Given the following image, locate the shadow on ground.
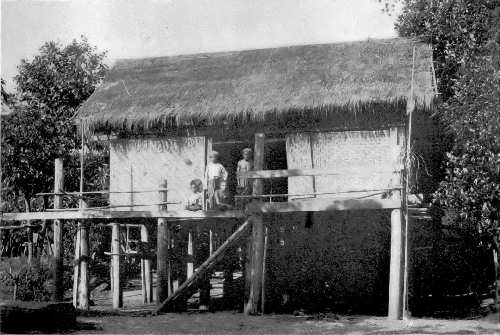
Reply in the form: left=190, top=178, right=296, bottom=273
left=71, top=312, right=499, bottom=334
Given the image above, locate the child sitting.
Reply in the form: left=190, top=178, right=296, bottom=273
left=185, top=178, right=203, bottom=211
left=215, top=180, right=233, bottom=211
left=204, top=151, right=228, bottom=209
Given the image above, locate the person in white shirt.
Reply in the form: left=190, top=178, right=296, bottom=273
left=204, top=151, right=228, bottom=209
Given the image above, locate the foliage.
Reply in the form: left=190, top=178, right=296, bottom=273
left=0, top=256, right=51, bottom=301
left=1, top=36, right=107, bottom=203
left=395, top=0, right=500, bottom=99
left=433, top=55, right=500, bottom=249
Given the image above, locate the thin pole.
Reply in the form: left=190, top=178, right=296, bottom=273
left=261, top=226, right=268, bottom=314
left=72, top=223, right=81, bottom=307
left=79, top=121, right=85, bottom=206
left=403, top=46, right=416, bottom=318
left=111, top=222, right=122, bottom=308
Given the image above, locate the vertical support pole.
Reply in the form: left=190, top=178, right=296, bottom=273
left=493, top=249, right=499, bottom=320
left=244, top=133, right=265, bottom=315
left=27, top=227, right=33, bottom=265
left=157, top=180, right=171, bottom=304
left=261, top=226, right=268, bottom=314
left=111, top=222, right=122, bottom=308
left=141, top=224, right=152, bottom=304
left=52, top=158, right=64, bottom=301
left=73, top=223, right=81, bottom=307
left=78, top=201, right=89, bottom=310
left=187, top=231, right=194, bottom=279
left=388, top=209, right=405, bottom=320
left=78, top=222, right=89, bottom=309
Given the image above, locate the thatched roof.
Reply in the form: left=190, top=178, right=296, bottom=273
left=76, top=38, right=435, bottom=133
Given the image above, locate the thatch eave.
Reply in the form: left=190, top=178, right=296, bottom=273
left=77, top=38, right=435, bottom=135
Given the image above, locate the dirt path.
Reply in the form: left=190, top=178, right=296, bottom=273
left=75, top=312, right=499, bottom=334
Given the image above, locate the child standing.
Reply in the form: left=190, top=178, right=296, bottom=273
left=236, top=148, right=253, bottom=196
left=204, top=151, right=228, bottom=209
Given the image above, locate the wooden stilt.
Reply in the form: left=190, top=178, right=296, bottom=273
left=78, top=227, right=89, bottom=309
left=111, top=222, right=122, bottom=308
left=141, top=224, right=152, bottom=303
left=209, top=229, right=213, bottom=256
left=261, top=226, right=268, bottom=314
left=187, top=231, right=194, bottom=279
left=244, top=132, right=265, bottom=315
left=73, top=224, right=81, bottom=308
left=157, top=180, right=170, bottom=303
left=157, top=218, right=170, bottom=302
left=27, top=228, right=33, bottom=265
left=78, top=201, right=89, bottom=310
left=52, top=158, right=64, bottom=302
left=388, top=208, right=404, bottom=320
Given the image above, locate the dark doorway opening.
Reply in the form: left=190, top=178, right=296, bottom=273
left=264, top=139, right=288, bottom=201
left=212, top=140, right=253, bottom=202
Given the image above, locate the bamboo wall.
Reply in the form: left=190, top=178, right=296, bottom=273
left=109, top=137, right=206, bottom=211
left=286, top=128, right=404, bottom=200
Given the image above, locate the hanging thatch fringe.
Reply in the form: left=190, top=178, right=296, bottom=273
left=76, top=38, right=434, bottom=135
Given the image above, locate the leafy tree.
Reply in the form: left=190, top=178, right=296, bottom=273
left=393, top=0, right=500, bottom=309
left=395, top=0, right=500, bottom=99
left=1, top=37, right=107, bottom=206
left=433, top=54, right=499, bottom=250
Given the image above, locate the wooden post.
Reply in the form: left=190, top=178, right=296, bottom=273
left=78, top=201, right=89, bottom=310
left=244, top=133, right=265, bottom=315
left=187, top=231, right=194, bottom=279
left=141, top=224, right=152, bottom=303
left=77, top=221, right=89, bottom=310
left=111, top=222, right=122, bottom=308
left=157, top=180, right=171, bottom=303
left=388, top=208, right=405, bottom=319
left=261, top=226, right=268, bottom=314
left=73, top=223, right=81, bottom=307
left=52, top=158, right=64, bottom=301
left=493, top=249, right=499, bottom=320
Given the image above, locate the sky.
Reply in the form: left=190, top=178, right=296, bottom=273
left=1, top=0, right=399, bottom=90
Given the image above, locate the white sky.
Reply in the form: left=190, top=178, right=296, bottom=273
left=1, top=0, right=398, bottom=90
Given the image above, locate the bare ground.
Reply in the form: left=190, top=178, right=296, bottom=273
left=74, top=312, right=499, bottom=335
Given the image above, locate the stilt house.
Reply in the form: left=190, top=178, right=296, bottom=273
left=76, top=38, right=436, bottom=318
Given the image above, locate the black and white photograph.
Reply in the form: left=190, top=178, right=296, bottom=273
left=0, top=0, right=498, bottom=333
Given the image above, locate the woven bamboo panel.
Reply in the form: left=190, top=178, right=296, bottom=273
left=285, top=133, right=314, bottom=200
left=109, top=137, right=205, bottom=211
left=285, top=129, right=404, bottom=200
left=312, top=130, right=396, bottom=199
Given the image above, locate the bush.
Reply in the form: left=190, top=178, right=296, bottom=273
left=0, top=256, right=51, bottom=301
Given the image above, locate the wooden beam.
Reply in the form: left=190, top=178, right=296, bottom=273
left=249, top=198, right=401, bottom=214
left=1, top=209, right=245, bottom=221
left=238, top=167, right=401, bottom=179
left=52, top=158, right=64, bottom=302
left=154, top=218, right=251, bottom=314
